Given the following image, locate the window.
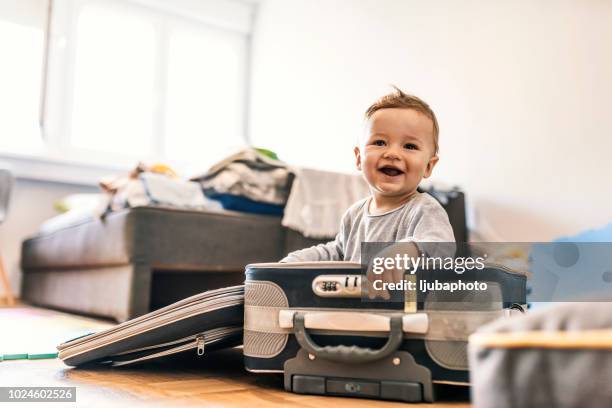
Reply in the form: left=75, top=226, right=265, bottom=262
left=165, top=23, right=245, bottom=165
left=0, top=0, right=46, bottom=153
left=70, top=4, right=156, bottom=157
left=63, top=0, right=250, bottom=172
left=2, top=0, right=253, bottom=181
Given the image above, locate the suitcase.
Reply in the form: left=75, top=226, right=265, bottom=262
left=58, top=286, right=244, bottom=367
left=244, top=261, right=526, bottom=402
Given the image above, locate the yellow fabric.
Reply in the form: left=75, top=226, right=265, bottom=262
left=470, top=330, right=612, bottom=350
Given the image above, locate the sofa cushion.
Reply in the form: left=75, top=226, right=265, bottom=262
left=21, top=206, right=285, bottom=270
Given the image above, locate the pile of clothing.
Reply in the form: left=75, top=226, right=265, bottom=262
left=43, top=148, right=371, bottom=240
left=99, top=162, right=220, bottom=215
left=192, top=147, right=370, bottom=239
left=40, top=163, right=220, bottom=234
left=190, top=148, right=293, bottom=216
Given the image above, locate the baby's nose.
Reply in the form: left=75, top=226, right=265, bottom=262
left=382, top=147, right=401, bottom=159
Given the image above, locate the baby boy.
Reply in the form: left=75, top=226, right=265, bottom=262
left=281, top=87, right=455, bottom=264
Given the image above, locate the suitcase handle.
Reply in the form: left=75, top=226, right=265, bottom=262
left=278, top=310, right=429, bottom=333
left=293, top=312, right=404, bottom=364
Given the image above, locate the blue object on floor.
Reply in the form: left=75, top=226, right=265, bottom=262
left=529, top=221, right=612, bottom=307
left=207, top=193, right=284, bottom=216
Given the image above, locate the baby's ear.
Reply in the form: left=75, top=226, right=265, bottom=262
left=423, top=155, right=439, bottom=178
left=354, top=146, right=362, bottom=170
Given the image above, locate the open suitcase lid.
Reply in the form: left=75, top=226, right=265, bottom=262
left=57, top=285, right=244, bottom=366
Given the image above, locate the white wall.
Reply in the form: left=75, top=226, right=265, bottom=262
left=0, top=179, right=97, bottom=297
left=249, top=0, right=612, bottom=241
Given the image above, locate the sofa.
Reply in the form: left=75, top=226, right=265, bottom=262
left=20, top=206, right=322, bottom=321
left=21, top=190, right=466, bottom=322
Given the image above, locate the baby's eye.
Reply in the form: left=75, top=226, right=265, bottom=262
left=372, top=140, right=386, bottom=146
left=404, top=143, right=418, bottom=150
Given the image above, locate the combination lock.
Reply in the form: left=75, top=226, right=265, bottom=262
left=312, top=275, right=362, bottom=297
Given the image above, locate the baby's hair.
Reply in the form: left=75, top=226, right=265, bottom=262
left=365, top=86, right=439, bottom=154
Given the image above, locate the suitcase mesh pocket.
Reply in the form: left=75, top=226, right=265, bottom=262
left=423, top=282, right=503, bottom=370
left=244, top=280, right=289, bottom=358
left=245, top=281, right=288, bottom=307
left=425, top=340, right=469, bottom=370
left=243, top=330, right=288, bottom=358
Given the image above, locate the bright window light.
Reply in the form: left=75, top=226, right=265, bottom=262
left=70, top=4, right=156, bottom=157
left=165, top=24, right=245, bottom=166
left=0, top=21, right=44, bottom=152
left=3, top=0, right=250, bottom=176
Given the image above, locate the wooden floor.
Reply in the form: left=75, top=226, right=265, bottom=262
left=0, top=304, right=471, bottom=408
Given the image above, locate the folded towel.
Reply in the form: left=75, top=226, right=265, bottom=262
left=192, top=148, right=292, bottom=206
left=282, top=168, right=369, bottom=239
left=101, top=172, right=221, bottom=213
left=133, top=173, right=220, bottom=210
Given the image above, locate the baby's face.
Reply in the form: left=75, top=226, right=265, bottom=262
left=355, top=108, right=438, bottom=200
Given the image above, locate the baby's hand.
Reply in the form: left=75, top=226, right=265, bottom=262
left=365, top=242, right=419, bottom=300
left=366, top=263, right=404, bottom=300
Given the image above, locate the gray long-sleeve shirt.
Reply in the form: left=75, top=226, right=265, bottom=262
left=281, top=192, right=455, bottom=263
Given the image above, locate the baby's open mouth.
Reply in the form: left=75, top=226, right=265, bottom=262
left=378, top=166, right=404, bottom=177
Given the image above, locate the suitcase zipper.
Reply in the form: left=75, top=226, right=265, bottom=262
left=196, top=334, right=205, bottom=356
left=110, top=339, right=198, bottom=366
left=57, top=294, right=244, bottom=358
left=105, top=327, right=240, bottom=366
